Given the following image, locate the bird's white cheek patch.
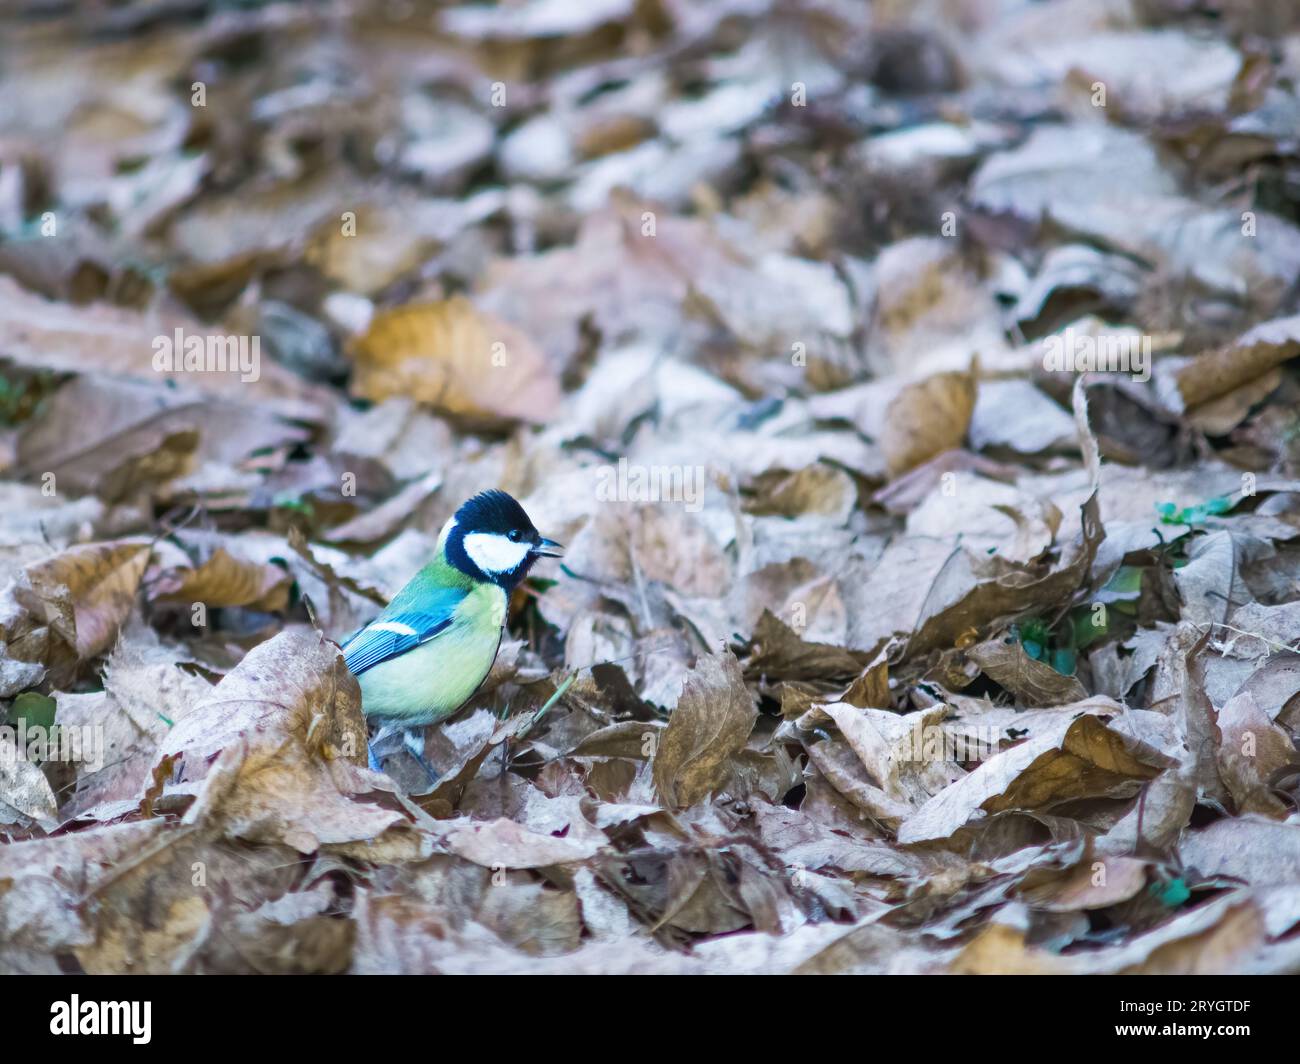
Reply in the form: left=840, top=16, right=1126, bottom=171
left=463, top=532, right=532, bottom=574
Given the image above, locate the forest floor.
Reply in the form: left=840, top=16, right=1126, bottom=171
left=2, top=0, right=1300, bottom=973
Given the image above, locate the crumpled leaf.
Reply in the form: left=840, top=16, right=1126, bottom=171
left=148, top=546, right=292, bottom=612
left=951, top=896, right=1268, bottom=974
left=1180, top=817, right=1300, bottom=887
left=0, top=741, right=58, bottom=829
left=11, top=541, right=151, bottom=665
left=653, top=651, right=757, bottom=809
left=967, top=637, right=1088, bottom=706
left=155, top=628, right=394, bottom=853
left=880, top=371, right=977, bottom=478
left=1170, top=313, right=1300, bottom=412
left=905, top=492, right=1104, bottom=660
left=6, top=0, right=1300, bottom=977
left=350, top=296, right=561, bottom=427
left=899, top=710, right=1169, bottom=844
left=437, top=817, right=605, bottom=869
left=1019, top=851, right=1150, bottom=912
left=1215, top=690, right=1296, bottom=817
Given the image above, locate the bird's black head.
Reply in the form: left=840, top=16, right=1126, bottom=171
left=444, top=490, right=563, bottom=589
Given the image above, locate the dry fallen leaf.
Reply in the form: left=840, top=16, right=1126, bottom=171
left=148, top=546, right=292, bottom=612
left=1215, top=690, right=1296, bottom=817
left=880, top=371, right=977, bottom=478
left=3, top=0, right=1300, bottom=977
left=155, top=629, right=394, bottom=853
left=966, top=637, right=1088, bottom=706
left=1019, top=852, right=1150, bottom=912
left=0, top=742, right=58, bottom=830
left=951, top=896, right=1269, bottom=974
left=438, top=817, right=605, bottom=868
left=350, top=296, right=562, bottom=427
left=13, top=542, right=151, bottom=665
left=1173, top=313, right=1300, bottom=411
left=899, top=710, right=1169, bottom=844
left=653, top=651, right=757, bottom=809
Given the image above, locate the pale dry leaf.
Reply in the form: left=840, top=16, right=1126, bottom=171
left=0, top=277, right=314, bottom=404
left=1215, top=690, right=1295, bottom=817
left=350, top=296, right=561, bottom=427
left=438, top=817, right=605, bottom=869
left=0, top=742, right=58, bottom=829
left=148, top=546, right=291, bottom=611
left=1180, top=817, right=1300, bottom=887
left=653, top=651, right=757, bottom=809
left=16, top=541, right=152, bottom=661
left=1019, top=853, right=1149, bottom=912
left=966, top=637, right=1088, bottom=706
left=880, top=371, right=977, bottom=478
left=157, top=629, right=393, bottom=853
left=951, top=896, right=1266, bottom=974
left=1174, top=313, right=1300, bottom=412
left=899, top=710, right=1168, bottom=844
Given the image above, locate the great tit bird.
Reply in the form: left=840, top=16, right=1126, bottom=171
left=342, top=489, right=562, bottom=777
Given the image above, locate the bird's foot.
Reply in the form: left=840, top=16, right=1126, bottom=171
left=402, top=728, right=440, bottom=786
left=365, top=725, right=439, bottom=786
left=367, top=723, right=402, bottom=773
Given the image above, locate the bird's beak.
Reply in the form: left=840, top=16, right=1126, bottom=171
left=533, top=537, right=564, bottom=558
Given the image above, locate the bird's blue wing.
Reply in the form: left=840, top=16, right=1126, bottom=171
left=342, top=584, right=466, bottom=677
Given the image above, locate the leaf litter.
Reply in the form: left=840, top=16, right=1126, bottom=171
left=2, top=0, right=1300, bottom=974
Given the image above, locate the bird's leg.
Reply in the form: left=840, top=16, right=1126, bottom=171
left=403, top=727, right=440, bottom=785
left=368, top=723, right=401, bottom=772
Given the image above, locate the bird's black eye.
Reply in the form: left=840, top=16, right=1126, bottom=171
left=507, top=529, right=523, bottom=542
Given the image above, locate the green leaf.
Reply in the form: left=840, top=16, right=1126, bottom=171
left=9, top=691, right=57, bottom=731
left=1071, top=604, right=1112, bottom=649
left=1103, top=565, right=1143, bottom=599
left=1148, top=877, right=1191, bottom=908
left=1020, top=618, right=1048, bottom=642
left=1156, top=495, right=1235, bottom=527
